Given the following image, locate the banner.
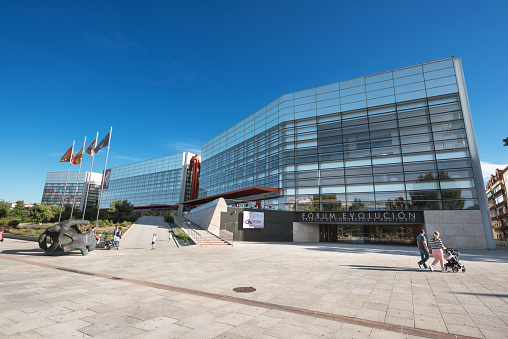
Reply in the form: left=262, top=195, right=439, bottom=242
left=102, top=169, right=111, bottom=190
left=243, top=211, right=264, bottom=229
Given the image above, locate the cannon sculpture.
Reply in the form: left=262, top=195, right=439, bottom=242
left=38, top=219, right=96, bottom=256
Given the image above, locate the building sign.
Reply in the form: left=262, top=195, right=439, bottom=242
left=243, top=211, right=264, bottom=229
left=102, top=169, right=111, bottom=190
left=298, top=211, right=424, bottom=224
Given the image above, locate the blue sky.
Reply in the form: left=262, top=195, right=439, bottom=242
left=1, top=1, right=507, bottom=203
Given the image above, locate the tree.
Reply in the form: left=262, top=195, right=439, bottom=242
left=30, top=203, right=54, bottom=224
left=0, top=200, right=10, bottom=218
left=11, top=200, right=26, bottom=218
left=349, top=198, right=366, bottom=210
left=108, top=199, right=134, bottom=222
left=503, top=137, right=508, bottom=146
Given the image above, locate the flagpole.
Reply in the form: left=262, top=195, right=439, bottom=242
left=82, top=131, right=99, bottom=219
left=70, top=136, right=86, bottom=219
left=59, top=141, right=75, bottom=223
left=95, top=126, right=112, bottom=227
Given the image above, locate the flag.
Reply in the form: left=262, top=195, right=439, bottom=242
left=71, top=147, right=83, bottom=165
left=85, top=139, right=97, bottom=158
left=60, top=146, right=73, bottom=163
left=94, top=132, right=110, bottom=154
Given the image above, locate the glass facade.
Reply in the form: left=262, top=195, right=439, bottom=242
left=101, top=152, right=193, bottom=208
left=41, top=171, right=102, bottom=210
left=200, top=57, right=479, bottom=212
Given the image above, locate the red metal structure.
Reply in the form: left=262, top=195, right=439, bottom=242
left=189, top=154, right=201, bottom=201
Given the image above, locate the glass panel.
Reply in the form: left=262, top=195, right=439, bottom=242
left=367, top=96, right=396, bottom=107
left=341, top=93, right=367, bottom=104
left=366, top=80, right=394, bottom=92
left=393, top=66, right=423, bottom=78
left=424, top=67, right=455, bottom=80
left=439, top=169, right=473, bottom=180
left=346, top=184, right=375, bottom=193
left=440, top=179, right=475, bottom=189
left=423, top=59, right=454, bottom=72
left=395, top=90, right=427, bottom=102
left=316, top=83, right=339, bottom=94
left=425, top=76, right=457, bottom=89
left=372, top=164, right=404, bottom=174
left=395, top=82, right=426, bottom=95
left=374, top=183, right=406, bottom=191
left=341, top=101, right=367, bottom=112
left=426, top=84, right=458, bottom=97
left=340, top=77, right=365, bottom=89
left=371, top=155, right=402, bottom=165
left=403, top=153, right=435, bottom=162
left=365, top=72, right=393, bottom=84
left=433, top=129, right=466, bottom=141
left=394, top=73, right=424, bottom=86
left=435, top=150, right=469, bottom=160
left=366, top=87, right=393, bottom=99
left=321, top=186, right=346, bottom=193
left=375, top=191, right=407, bottom=200
left=374, top=173, right=404, bottom=183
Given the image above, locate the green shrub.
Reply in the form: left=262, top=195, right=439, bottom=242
left=121, top=221, right=130, bottom=227
left=8, top=219, right=20, bottom=227
left=178, top=233, right=190, bottom=242
left=164, top=215, right=174, bottom=223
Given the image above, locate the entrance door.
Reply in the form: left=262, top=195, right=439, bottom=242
left=319, top=224, right=338, bottom=242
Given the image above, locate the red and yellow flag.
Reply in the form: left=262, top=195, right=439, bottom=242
left=85, top=139, right=96, bottom=158
left=60, top=146, right=73, bottom=163
left=71, top=147, right=83, bottom=165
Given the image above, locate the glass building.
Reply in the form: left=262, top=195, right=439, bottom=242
left=101, top=152, right=196, bottom=213
left=200, top=57, right=482, bottom=212
left=196, top=57, right=493, bottom=248
left=41, top=171, right=102, bottom=210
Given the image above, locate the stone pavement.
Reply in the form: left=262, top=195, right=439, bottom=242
left=1, top=235, right=508, bottom=338
left=120, top=216, right=177, bottom=250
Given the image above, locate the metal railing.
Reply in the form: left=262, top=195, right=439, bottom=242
left=175, top=216, right=232, bottom=246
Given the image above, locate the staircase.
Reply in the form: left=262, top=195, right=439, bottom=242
left=175, top=216, right=232, bottom=246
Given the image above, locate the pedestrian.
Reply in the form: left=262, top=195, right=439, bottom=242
left=151, top=233, right=156, bottom=250
left=416, top=229, right=430, bottom=269
left=113, top=226, right=122, bottom=250
left=429, top=231, right=447, bottom=273
left=0, top=225, right=4, bottom=242
left=168, top=231, right=173, bottom=241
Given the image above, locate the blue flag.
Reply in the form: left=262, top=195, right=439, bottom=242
left=94, top=132, right=110, bottom=153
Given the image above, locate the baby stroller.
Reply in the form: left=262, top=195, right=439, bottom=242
left=104, top=235, right=116, bottom=250
left=444, top=249, right=466, bottom=273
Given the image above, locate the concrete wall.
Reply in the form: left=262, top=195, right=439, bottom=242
left=293, top=222, right=319, bottom=242
left=423, top=210, right=488, bottom=249
left=185, top=198, right=227, bottom=236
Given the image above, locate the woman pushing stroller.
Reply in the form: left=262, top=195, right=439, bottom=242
left=428, top=231, right=448, bottom=273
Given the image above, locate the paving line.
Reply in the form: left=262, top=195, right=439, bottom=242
left=0, top=255, right=478, bottom=339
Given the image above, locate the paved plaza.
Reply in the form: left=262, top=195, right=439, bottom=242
left=1, top=219, right=508, bottom=338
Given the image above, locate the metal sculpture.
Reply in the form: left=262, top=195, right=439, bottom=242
left=38, top=219, right=96, bottom=256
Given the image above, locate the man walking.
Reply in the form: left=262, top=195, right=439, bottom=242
left=417, top=229, right=430, bottom=269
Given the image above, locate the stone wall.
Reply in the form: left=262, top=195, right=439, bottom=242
left=185, top=198, right=227, bottom=236
left=423, top=210, right=488, bottom=249
left=293, top=222, right=319, bottom=242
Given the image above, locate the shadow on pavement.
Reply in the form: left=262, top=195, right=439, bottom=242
left=1, top=248, right=47, bottom=256
left=343, top=264, right=421, bottom=272
left=263, top=242, right=508, bottom=263
left=1, top=248, right=86, bottom=256
left=456, top=291, right=508, bottom=298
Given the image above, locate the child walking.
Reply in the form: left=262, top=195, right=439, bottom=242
left=151, top=233, right=156, bottom=250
